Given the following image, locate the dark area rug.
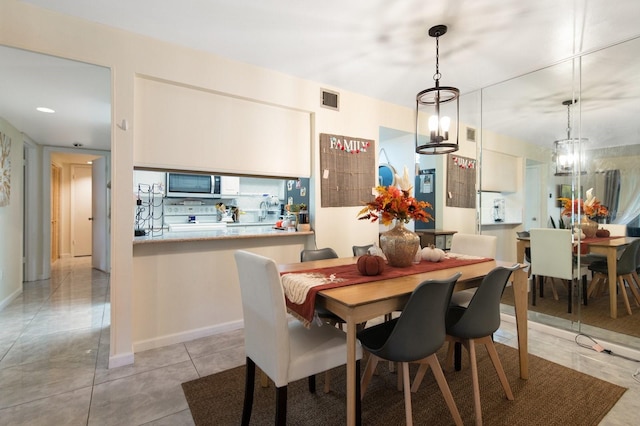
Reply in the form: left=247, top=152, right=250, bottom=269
left=182, top=343, right=625, bottom=425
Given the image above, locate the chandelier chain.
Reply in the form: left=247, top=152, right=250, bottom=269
left=433, top=35, right=441, bottom=82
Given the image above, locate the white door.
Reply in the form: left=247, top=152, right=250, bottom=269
left=525, top=164, right=542, bottom=230
left=92, top=157, right=109, bottom=272
left=71, top=165, right=92, bottom=257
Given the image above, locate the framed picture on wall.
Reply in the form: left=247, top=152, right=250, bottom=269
left=557, top=184, right=583, bottom=207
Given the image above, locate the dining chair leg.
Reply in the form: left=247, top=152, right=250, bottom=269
left=587, top=274, right=604, bottom=299
left=425, top=354, right=464, bottom=426
left=444, top=338, right=455, bottom=370
left=454, top=342, right=462, bottom=371
left=410, top=361, right=432, bottom=393
left=480, top=336, right=514, bottom=400
left=275, top=385, right=287, bottom=426
left=355, top=359, right=362, bottom=426
left=623, top=273, right=640, bottom=306
left=324, top=370, right=331, bottom=393
left=242, top=358, right=256, bottom=426
left=401, top=362, right=413, bottom=426
left=617, top=276, right=633, bottom=315
left=360, top=354, right=380, bottom=399
left=308, top=374, right=316, bottom=393
left=468, top=339, right=483, bottom=426
left=550, top=277, right=560, bottom=301
left=260, top=370, right=269, bottom=388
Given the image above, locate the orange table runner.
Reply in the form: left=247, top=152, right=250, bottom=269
left=281, top=256, right=492, bottom=326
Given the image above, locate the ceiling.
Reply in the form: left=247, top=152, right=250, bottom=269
left=3, top=0, right=640, bottom=153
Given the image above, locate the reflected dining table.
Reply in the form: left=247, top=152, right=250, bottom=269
left=517, top=235, right=639, bottom=319
left=278, top=257, right=529, bottom=426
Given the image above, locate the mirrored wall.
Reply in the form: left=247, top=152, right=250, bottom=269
left=480, top=34, right=640, bottom=350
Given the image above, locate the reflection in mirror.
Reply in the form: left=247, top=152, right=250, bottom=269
left=480, top=34, right=640, bottom=351
left=378, top=164, right=396, bottom=186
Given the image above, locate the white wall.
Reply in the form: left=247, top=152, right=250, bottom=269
left=0, top=117, right=23, bottom=309
left=0, top=1, right=420, bottom=365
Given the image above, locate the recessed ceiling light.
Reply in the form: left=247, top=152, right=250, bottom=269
left=87, top=161, right=93, bottom=164
left=36, top=107, right=55, bottom=113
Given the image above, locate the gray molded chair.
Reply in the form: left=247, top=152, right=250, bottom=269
left=301, top=247, right=339, bottom=262
left=234, top=250, right=362, bottom=425
left=358, top=273, right=463, bottom=426
left=440, top=265, right=518, bottom=426
left=587, top=239, right=640, bottom=316
left=352, top=244, right=374, bottom=256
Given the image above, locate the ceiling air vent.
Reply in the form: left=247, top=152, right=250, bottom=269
left=321, top=89, right=339, bottom=111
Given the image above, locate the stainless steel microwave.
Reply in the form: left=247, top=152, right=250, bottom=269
left=165, top=173, right=221, bottom=198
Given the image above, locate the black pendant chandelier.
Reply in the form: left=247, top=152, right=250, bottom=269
left=415, top=25, right=460, bottom=155
left=554, top=99, right=587, bottom=176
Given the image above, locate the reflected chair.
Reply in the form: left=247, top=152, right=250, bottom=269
left=448, top=234, right=498, bottom=308
left=234, top=250, right=362, bottom=425
left=529, top=228, right=588, bottom=313
left=442, top=265, right=519, bottom=426
left=587, top=239, right=640, bottom=316
left=358, top=273, right=463, bottom=426
left=449, top=233, right=498, bottom=259
left=583, top=223, right=628, bottom=265
left=352, top=244, right=374, bottom=256
left=600, top=223, right=627, bottom=237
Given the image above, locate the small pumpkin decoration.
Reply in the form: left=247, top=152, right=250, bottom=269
left=421, top=244, right=446, bottom=262
left=596, top=228, right=610, bottom=238
left=357, top=254, right=385, bottom=276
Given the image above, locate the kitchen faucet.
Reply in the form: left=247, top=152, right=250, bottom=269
left=259, top=201, right=268, bottom=222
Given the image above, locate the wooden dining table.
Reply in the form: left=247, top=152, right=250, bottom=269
left=517, top=235, right=639, bottom=319
left=279, top=257, right=529, bottom=426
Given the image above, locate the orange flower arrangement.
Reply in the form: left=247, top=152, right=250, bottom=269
left=558, top=188, right=608, bottom=219
left=357, top=167, right=433, bottom=226
left=357, top=185, right=433, bottom=225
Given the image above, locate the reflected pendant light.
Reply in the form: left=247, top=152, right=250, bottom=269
left=415, top=25, right=460, bottom=155
left=554, top=99, right=587, bottom=176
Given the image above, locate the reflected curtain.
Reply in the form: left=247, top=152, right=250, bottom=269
left=600, top=169, right=640, bottom=225
left=600, top=170, right=620, bottom=221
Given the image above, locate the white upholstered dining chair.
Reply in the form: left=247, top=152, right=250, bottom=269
left=449, top=233, right=497, bottom=259
left=529, top=228, right=588, bottom=313
left=234, top=250, right=362, bottom=425
left=448, top=233, right=498, bottom=308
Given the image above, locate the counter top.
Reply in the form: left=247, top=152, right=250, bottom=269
left=133, top=225, right=313, bottom=245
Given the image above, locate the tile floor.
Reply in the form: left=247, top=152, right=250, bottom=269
left=1, top=257, right=639, bottom=425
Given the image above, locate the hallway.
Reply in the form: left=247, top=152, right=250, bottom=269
left=1, top=257, right=639, bottom=424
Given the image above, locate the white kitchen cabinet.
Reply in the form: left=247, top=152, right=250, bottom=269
left=481, top=150, right=518, bottom=192
left=220, top=176, right=240, bottom=196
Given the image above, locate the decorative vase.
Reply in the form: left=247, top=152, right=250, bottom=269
left=580, top=215, right=598, bottom=238
left=379, top=221, right=420, bottom=267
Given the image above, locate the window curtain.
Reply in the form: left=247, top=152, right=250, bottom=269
left=601, top=170, right=620, bottom=221
left=600, top=169, right=640, bottom=224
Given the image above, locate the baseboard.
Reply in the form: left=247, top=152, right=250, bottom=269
left=0, top=286, right=23, bottom=311
left=108, top=352, right=135, bottom=369
left=132, top=320, right=244, bottom=353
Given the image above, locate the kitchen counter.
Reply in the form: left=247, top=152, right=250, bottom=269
left=133, top=223, right=313, bottom=245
